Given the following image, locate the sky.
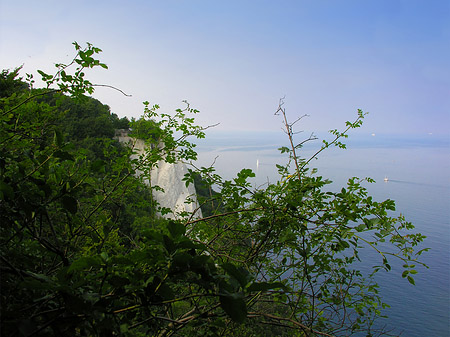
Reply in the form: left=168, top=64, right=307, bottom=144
left=1, top=0, right=449, bottom=136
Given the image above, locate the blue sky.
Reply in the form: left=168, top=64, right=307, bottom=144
left=1, top=0, right=449, bottom=135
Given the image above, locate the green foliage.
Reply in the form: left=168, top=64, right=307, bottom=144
left=0, top=66, right=29, bottom=98
left=129, top=116, right=160, bottom=142
left=0, top=43, right=427, bottom=337
left=188, top=172, right=222, bottom=217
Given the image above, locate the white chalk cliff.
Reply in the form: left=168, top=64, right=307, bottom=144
left=115, top=130, right=202, bottom=220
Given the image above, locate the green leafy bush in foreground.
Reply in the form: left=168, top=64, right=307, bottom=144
left=0, top=42, right=427, bottom=337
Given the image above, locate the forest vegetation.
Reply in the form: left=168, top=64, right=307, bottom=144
left=0, top=43, right=427, bottom=336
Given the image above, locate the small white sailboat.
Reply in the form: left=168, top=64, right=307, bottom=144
left=384, top=176, right=389, bottom=182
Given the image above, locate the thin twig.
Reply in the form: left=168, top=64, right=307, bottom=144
left=92, top=84, right=132, bottom=97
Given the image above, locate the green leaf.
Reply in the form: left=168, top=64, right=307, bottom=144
left=53, top=129, right=64, bottom=147
left=100, top=252, right=109, bottom=262
left=157, top=282, right=174, bottom=300
left=355, top=223, right=366, bottom=232
left=247, top=281, right=286, bottom=292
left=120, top=324, right=129, bottom=333
left=278, top=146, right=290, bottom=154
left=222, top=263, right=250, bottom=288
left=109, top=275, right=130, bottom=287
left=61, top=195, right=78, bottom=214
left=171, top=252, right=192, bottom=272
left=64, top=293, right=90, bottom=314
left=0, top=181, right=14, bottom=199
left=407, top=276, right=415, bottom=285
left=54, top=150, right=74, bottom=161
left=20, top=278, right=54, bottom=291
left=163, top=235, right=176, bottom=253
left=90, top=159, right=106, bottom=173
left=177, top=237, right=202, bottom=250
left=68, top=256, right=102, bottom=273
left=219, top=293, right=247, bottom=323
left=167, top=220, right=186, bottom=238
left=191, top=255, right=212, bottom=271
left=27, top=272, right=54, bottom=284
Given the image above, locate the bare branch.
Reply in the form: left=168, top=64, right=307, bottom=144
left=92, top=83, right=132, bottom=96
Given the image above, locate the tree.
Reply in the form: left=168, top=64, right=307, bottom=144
left=0, top=42, right=427, bottom=337
left=0, top=66, right=29, bottom=98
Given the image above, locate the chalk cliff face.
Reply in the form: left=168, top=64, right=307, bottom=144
left=115, top=130, right=202, bottom=219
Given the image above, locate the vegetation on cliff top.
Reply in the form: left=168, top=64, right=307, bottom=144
left=0, top=42, right=427, bottom=336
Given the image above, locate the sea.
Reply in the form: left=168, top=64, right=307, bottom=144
left=193, top=130, right=450, bottom=337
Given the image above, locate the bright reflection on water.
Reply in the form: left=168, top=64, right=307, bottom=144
left=194, top=131, right=449, bottom=336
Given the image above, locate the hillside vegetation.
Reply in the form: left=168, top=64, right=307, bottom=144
left=0, top=43, right=427, bottom=337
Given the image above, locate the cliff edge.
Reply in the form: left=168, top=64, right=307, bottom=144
left=115, top=130, right=202, bottom=220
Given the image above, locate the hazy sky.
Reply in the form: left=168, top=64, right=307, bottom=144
left=1, top=0, right=449, bottom=135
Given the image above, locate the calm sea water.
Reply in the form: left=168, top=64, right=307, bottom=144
left=194, top=131, right=450, bottom=337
